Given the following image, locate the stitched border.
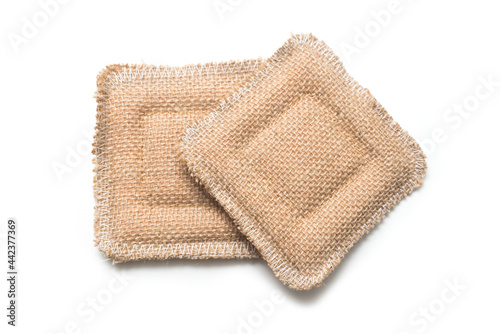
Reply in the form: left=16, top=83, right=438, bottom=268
left=182, top=34, right=427, bottom=289
left=93, top=60, right=263, bottom=262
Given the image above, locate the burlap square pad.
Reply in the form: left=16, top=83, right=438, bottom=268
left=93, top=61, right=263, bottom=261
left=183, top=34, right=427, bottom=290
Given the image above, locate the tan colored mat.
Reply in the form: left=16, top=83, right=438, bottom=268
left=183, top=34, right=427, bottom=289
left=93, top=60, right=263, bottom=261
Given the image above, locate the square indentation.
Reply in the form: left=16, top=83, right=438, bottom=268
left=245, top=94, right=368, bottom=219
left=141, top=111, right=212, bottom=206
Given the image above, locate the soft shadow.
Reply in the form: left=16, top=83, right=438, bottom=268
left=109, top=257, right=264, bottom=271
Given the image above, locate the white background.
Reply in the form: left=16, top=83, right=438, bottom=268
left=1, top=0, right=499, bottom=333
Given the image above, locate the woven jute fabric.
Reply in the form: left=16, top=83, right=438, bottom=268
left=183, top=34, right=427, bottom=290
left=93, top=60, right=263, bottom=261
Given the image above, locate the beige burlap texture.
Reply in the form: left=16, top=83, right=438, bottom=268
left=183, top=34, right=427, bottom=290
left=93, top=60, right=263, bottom=261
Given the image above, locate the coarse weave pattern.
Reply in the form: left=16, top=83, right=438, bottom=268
left=93, top=61, right=263, bottom=261
left=183, top=34, right=427, bottom=290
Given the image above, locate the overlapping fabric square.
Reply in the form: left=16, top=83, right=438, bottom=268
left=183, top=34, right=426, bottom=289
